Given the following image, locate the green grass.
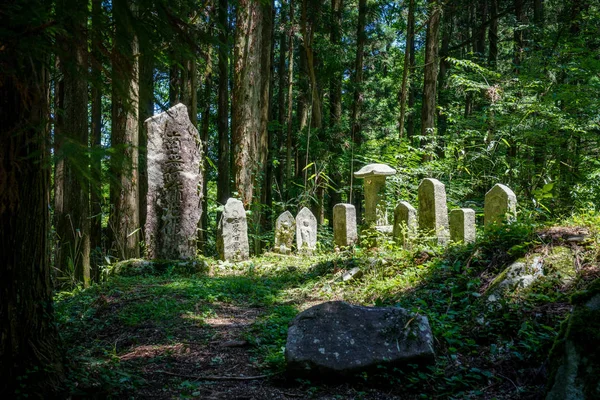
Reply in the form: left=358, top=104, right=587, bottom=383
left=54, top=219, right=600, bottom=398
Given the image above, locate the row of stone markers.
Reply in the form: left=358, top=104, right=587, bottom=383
left=216, top=199, right=320, bottom=261
left=142, top=106, right=518, bottom=261
left=392, top=179, right=517, bottom=245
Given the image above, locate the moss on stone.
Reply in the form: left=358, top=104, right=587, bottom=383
left=546, top=279, right=600, bottom=399
left=109, top=259, right=208, bottom=277
left=543, top=246, right=576, bottom=280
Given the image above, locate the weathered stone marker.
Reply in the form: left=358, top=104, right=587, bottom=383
left=393, top=201, right=417, bottom=244
left=353, top=163, right=396, bottom=226
left=217, top=198, right=249, bottom=261
left=484, top=183, right=517, bottom=226
left=274, top=211, right=295, bottom=254
left=296, top=207, right=317, bottom=255
left=449, top=208, right=476, bottom=244
left=285, top=301, right=435, bottom=377
left=418, top=178, right=449, bottom=245
left=145, top=103, right=203, bottom=260
left=333, top=204, right=358, bottom=247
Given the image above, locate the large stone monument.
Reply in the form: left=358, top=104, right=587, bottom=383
left=353, top=163, right=396, bottom=226
left=296, top=207, right=317, bottom=255
left=274, top=211, right=295, bottom=254
left=393, top=201, right=418, bottom=245
left=449, top=208, right=476, bottom=244
left=144, top=103, right=202, bottom=260
left=418, top=178, right=449, bottom=245
left=333, top=204, right=358, bottom=247
left=217, top=198, right=249, bottom=261
left=484, top=183, right=517, bottom=226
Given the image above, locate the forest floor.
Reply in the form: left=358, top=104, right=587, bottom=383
left=55, top=222, right=600, bottom=399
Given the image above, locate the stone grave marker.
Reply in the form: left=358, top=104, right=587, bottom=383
left=353, top=163, right=396, bottom=226
left=393, top=201, right=417, bottom=245
left=144, top=103, right=203, bottom=260
left=296, top=207, right=317, bottom=255
left=217, top=198, right=249, bottom=261
left=333, top=203, right=358, bottom=247
left=274, top=211, right=295, bottom=254
left=418, top=178, right=449, bottom=245
left=449, top=208, right=476, bottom=244
left=484, top=183, right=517, bottom=226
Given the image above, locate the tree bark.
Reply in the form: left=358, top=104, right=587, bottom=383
left=54, top=0, right=91, bottom=286
left=138, top=18, right=154, bottom=251
left=110, top=0, right=140, bottom=259
left=217, top=0, right=230, bottom=207
left=90, top=0, right=104, bottom=282
left=350, top=0, right=367, bottom=146
left=232, top=0, right=272, bottom=206
left=399, top=0, right=415, bottom=139
left=488, top=0, right=499, bottom=67
left=327, top=0, right=343, bottom=222
left=420, top=0, right=441, bottom=159
left=276, top=0, right=288, bottom=199
left=285, top=0, right=295, bottom=198
left=0, top=2, right=64, bottom=393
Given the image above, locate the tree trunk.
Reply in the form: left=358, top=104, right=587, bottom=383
left=232, top=0, right=272, bottom=206
left=398, top=0, right=415, bottom=139
left=437, top=4, right=453, bottom=140
left=217, top=0, right=230, bottom=207
left=90, top=0, right=104, bottom=282
left=0, top=2, right=64, bottom=393
left=513, top=0, right=526, bottom=73
left=350, top=0, right=367, bottom=146
left=421, top=0, right=441, bottom=159
left=138, top=23, right=154, bottom=251
left=110, top=0, right=140, bottom=259
left=276, top=0, right=288, bottom=200
left=285, top=0, right=295, bottom=198
left=199, top=66, right=212, bottom=252
left=300, top=0, right=323, bottom=130
left=327, top=0, right=343, bottom=222
left=54, top=0, right=91, bottom=286
left=488, top=0, right=499, bottom=68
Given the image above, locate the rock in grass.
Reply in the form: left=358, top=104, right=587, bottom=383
left=285, top=301, right=435, bottom=377
left=109, top=259, right=208, bottom=277
left=546, top=279, right=600, bottom=400
left=341, top=267, right=363, bottom=282
left=486, top=246, right=576, bottom=302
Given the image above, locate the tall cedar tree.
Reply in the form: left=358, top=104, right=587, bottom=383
left=0, top=1, right=64, bottom=395
left=110, top=0, right=141, bottom=259
left=232, top=0, right=273, bottom=206
left=54, top=0, right=91, bottom=285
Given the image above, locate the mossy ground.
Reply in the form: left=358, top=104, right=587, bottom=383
left=54, top=221, right=600, bottom=399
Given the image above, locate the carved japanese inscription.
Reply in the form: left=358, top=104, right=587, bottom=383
left=145, top=103, right=203, bottom=260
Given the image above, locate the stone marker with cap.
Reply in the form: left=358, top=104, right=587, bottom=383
left=484, top=183, right=517, bottom=227
left=274, top=211, right=296, bottom=254
left=217, top=198, right=249, bottom=261
left=449, top=208, right=476, bottom=244
left=333, top=203, right=358, bottom=247
left=353, top=163, right=396, bottom=226
left=418, top=178, right=450, bottom=245
left=145, top=103, right=203, bottom=260
left=393, top=201, right=418, bottom=245
left=296, top=207, right=317, bottom=255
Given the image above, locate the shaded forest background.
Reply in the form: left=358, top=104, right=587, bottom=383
left=1, top=0, right=599, bottom=395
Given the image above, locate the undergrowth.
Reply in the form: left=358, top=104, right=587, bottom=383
left=54, top=217, right=600, bottom=398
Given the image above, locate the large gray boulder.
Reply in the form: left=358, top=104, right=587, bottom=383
left=285, top=301, right=435, bottom=377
